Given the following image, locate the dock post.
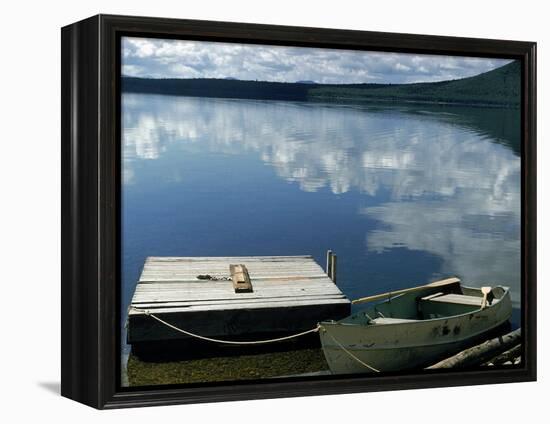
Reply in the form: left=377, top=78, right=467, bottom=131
left=326, top=250, right=333, bottom=276
left=330, top=254, right=337, bottom=284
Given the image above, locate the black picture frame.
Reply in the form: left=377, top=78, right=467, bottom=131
left=61, top=14, right=537, bottom=409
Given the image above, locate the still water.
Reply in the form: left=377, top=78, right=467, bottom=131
left=122, top=93, right=521, bottom=358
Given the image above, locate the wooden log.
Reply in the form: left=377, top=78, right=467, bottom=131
left=426, top=328, right=521, bottom=369
left=485, top=344, right=522, bottom=366
left=230, top=264, right=253, bottom=293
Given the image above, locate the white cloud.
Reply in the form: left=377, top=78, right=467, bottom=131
left=122, top=37, right=512, bottom=84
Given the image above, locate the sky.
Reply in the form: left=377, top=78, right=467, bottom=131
left=122, top=36, right=512, bottom=84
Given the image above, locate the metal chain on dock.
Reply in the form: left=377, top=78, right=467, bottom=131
left=196, top=274, right=232, bottom=281
left=129, top=306, right=320, bottom=345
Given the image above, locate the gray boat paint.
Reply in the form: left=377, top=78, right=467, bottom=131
left=319, top=285, right=512, bottom=374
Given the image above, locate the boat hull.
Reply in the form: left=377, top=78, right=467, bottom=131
left=319, top=286, right=512, bottom=374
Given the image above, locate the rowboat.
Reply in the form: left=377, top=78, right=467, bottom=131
left=318, top=277, right=512, bottom=374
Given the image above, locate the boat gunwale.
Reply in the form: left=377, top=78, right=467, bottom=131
left=319, top=285, right=511, bottom=327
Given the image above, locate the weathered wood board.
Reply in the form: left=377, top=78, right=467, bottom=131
left=127, top=256, right=351, bottom=345
left=230, top=264, right=253, bottom=293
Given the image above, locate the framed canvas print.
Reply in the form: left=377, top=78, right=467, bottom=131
left=61, top=14, right=536, bottom=409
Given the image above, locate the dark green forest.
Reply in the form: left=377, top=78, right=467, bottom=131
left=122, top=77, right=314, bottom=101
left=122, top=60, right=520, bottom=107
left=309, top=61, right=520, bottom=107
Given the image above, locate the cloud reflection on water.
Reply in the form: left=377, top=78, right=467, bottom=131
left=122, top=93, right=520, bottom=303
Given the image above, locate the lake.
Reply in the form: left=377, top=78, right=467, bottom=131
left=121, top=93, right=521, bottom=380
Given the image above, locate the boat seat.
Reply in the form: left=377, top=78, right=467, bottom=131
left=422, top=293, right=482, bottom=306
left=370, top=317, right=418, bottom=324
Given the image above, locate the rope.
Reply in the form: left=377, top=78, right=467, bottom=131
left=130, top=307, right=320, bottom=345
left=130, top=307, right=379, bottom=372
left=321, top=326, right=380, bottom=373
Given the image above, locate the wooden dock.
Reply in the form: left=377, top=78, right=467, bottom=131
left=127, top=255, right=350, bottom=350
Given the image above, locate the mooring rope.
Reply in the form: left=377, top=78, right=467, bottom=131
left=129, top=306, right=320, bottom=345
left=322, top=327, right=380, bottom=373
left=130, top=307, right=380, bottom=372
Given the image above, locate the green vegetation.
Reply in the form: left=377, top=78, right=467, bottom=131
left=309, top=61, right=520, bottom=107
left=123, top=77, right=313, bottom=101
left=127, top=348, right=328, bottom=386
left=122, top=61, right=520, bottom=108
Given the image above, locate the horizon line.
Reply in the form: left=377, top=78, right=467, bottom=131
left=120, top=60, right=514, bottom=86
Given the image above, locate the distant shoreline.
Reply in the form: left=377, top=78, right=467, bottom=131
left=301, top=95, right=516, bottom=109
left=121, top=61, right=520, bottom=109
left=121, top=89, right=516, bottom=110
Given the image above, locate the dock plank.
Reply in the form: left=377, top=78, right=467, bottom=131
left=127, top=255, right=351, bottom=345
left=129, top=298, right=351, bottom=314
left=131, top=294, right=348, bottom=308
